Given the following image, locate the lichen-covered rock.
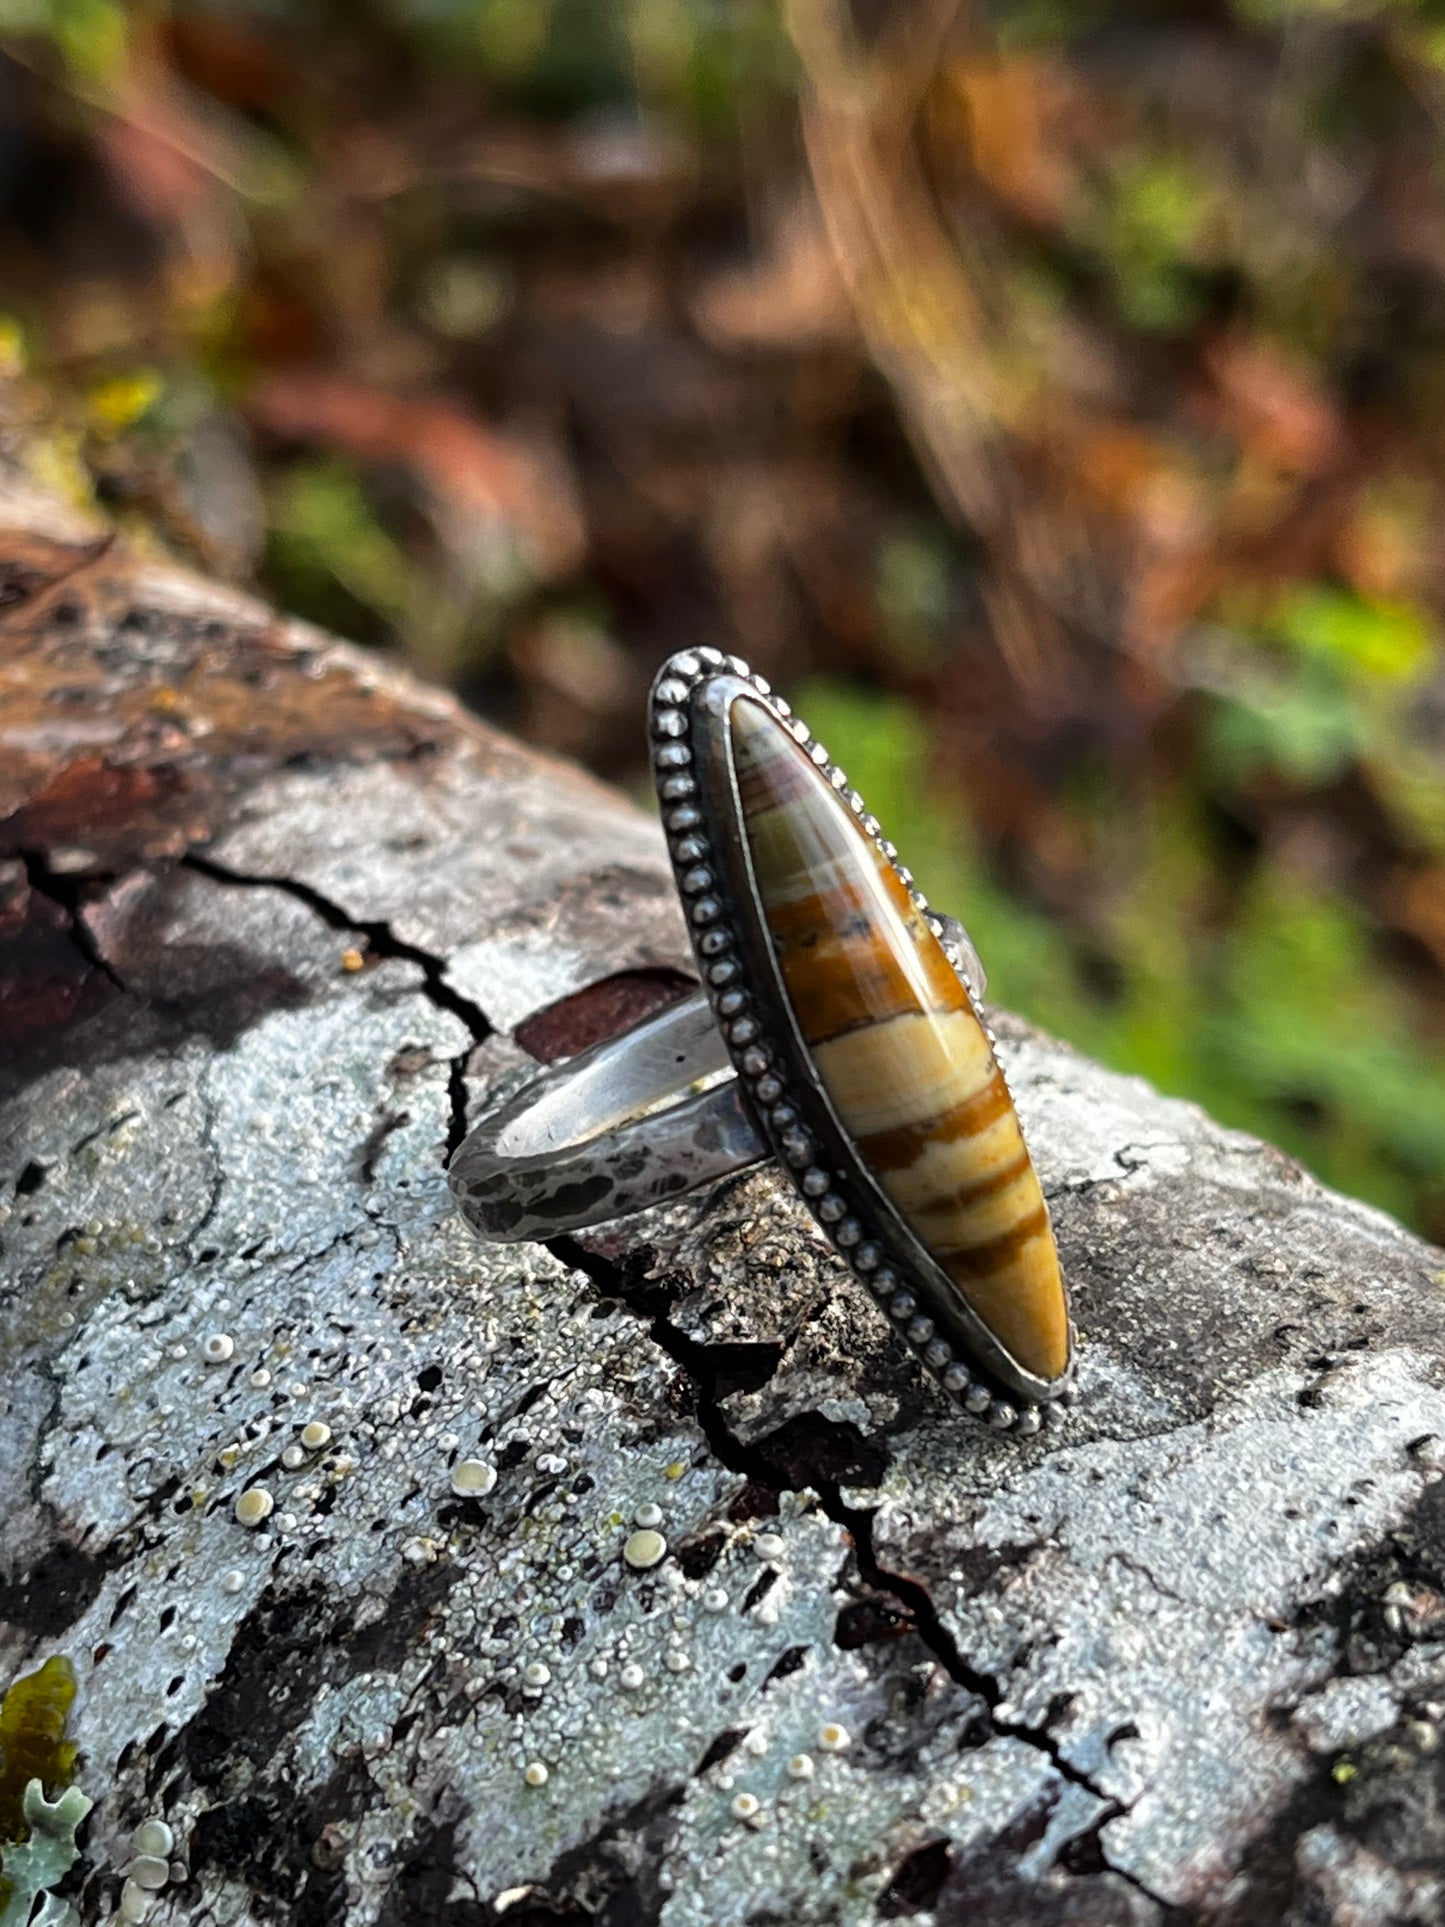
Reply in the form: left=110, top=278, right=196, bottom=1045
left=1, top=495, right=1442, bottom=1925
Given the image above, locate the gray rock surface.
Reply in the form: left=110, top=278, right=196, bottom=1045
left=1, top=502, right=1443, bottom=1926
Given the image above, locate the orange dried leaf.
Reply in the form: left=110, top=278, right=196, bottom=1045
left=944, top=55, right=1076, bottom=228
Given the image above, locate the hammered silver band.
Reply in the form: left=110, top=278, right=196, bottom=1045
left=448, top=990, right=766, bottom=1239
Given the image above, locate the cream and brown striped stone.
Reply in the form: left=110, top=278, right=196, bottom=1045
left=731, top=697, right=1070, bottom=1383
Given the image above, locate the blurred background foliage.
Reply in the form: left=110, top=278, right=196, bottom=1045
left=1, top=0, right=1444, bottom=1237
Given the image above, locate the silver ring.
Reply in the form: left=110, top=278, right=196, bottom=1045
left=450, top=649, right=1075, bottom=1431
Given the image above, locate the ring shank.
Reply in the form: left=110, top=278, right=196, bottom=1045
left=448, top=991, right=767, bottom=1239
left=448, top=915, right=984, bottom=1243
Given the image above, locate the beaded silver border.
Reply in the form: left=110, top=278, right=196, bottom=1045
left=650, top=647, right=1075, bottom=1433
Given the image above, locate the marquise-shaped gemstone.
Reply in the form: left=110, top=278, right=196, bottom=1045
left=730, top=697, right=1069, bottom=1383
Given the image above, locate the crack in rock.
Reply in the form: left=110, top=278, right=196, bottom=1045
left=548, top=1234, right=1128, bottom=1826
left=183, top=851, right=492, bottom=1155
left=17, top=849, right=129, bottom=996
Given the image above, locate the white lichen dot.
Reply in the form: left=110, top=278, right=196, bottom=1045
left=787, top=1753, right=815, bottom=1780
left=818, top=1722, right=851, bottom=1753
left=589, top=1657, right=609, bottom=1680
left=235, top=1486, right=274, bottom=1527
left=664, top=1650, right=691, bottom=1674
left=249, top=1368, right=271, bottom=1388
left=523, top=1761, right=549, bottom=1788
left=730, top=1793, right=761, bottom=1822
left=451, top=1458, right=497, bottom=1498
left=633, top=1501, right=664, bottom=1528
left=281, top=1445, right=305, bottom=1471
left=623, top=1528, right=667, bottom=1571
left=300, top=1420, right=331, bottom=1451
left=202, top=1333, right=234, bottom=1365
left=743, top=1728, right=768, bottom=1757
left=619, top=1662, right=645, bottom=1690
left=754, top=1532, right=786, bottom=1561
left=133, top=1821, right=174, bottom=1859
left=128, top=1855, right=170, bottom=1891
left=702, top=1587, right=729, bottom=1613
left=221, top=1569, right=244, bottom=1596
left=523, top=1662, right=551, bottom=1688
left=118, top=1878, right=153, bottom=1923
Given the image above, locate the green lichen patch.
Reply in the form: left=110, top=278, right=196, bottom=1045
left=0, top=1657, right=78, bottom=1843
left=0, top=1656, right=80, bottom=1915
left=0, top=1780, right=93, bottom=1927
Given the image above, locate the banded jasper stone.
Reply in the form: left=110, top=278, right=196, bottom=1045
left=730, top=698, right=1070, bottom=1384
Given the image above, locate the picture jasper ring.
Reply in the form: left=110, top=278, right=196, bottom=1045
left=449, top=650, right=1074, bottom=1433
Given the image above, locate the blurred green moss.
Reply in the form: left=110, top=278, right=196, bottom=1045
left=369, top=0, right=791, bottom=126
left=1083, top=153, right=1220, bottom=335
left=264, top=459, right=416, bottom=646
left=1, top=0, right=126, bottom=80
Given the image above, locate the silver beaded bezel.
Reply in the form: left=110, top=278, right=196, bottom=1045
left=650, top=649, right=1075, bottom=1431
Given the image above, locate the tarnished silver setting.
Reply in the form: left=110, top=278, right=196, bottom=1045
left=450, top=647, right=1074, bottom=1432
